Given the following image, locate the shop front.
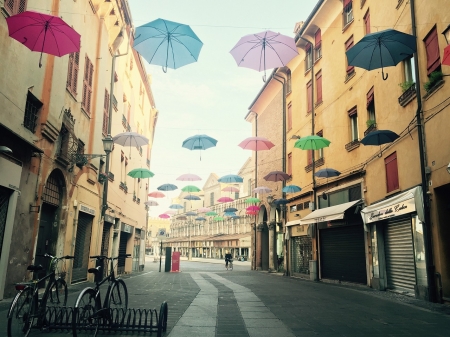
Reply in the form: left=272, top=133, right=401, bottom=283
left=360, top=186, right=428, bottom=299
left=286, top=220, right=312, bottom=277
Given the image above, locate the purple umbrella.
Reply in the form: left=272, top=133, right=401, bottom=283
left=177, top=173, right=202, bottom=181
left=230, top=30, right=298, bottom=81
left=263, top=171, right=291, bottom=182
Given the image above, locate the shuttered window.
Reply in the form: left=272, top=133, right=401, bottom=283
left=424, top=26, right=440, bottom=75
left=345, top=36, right=355, bottom=75
left=307, top=80, right=312, bottom=113
left=103, top=89, right=110, bottom=136
left=385, top=152, right=399, bottom=192
left=66, top=52, right=80, bottom=96
left=82, top=55, right=94, bottom=114
left=307, top=150, right=312, bottom=165
left=4, top=0, right=27, bottom=15
left=316, top=70, right=322, bottom=104
left=364, top=10, right=371, bottom=34
left=315, top=29, right=322, bottom=60
left=287, top=102, right=292, bottom=131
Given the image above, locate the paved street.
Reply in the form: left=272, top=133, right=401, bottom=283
left=1, top=256, right=450, bottom=336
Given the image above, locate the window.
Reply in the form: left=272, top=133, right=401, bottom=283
left=314, top=29, right=322, bottom=60
left=66, top=52, right=80, bottom=96
left=306, top=80, right=312, bottom=113
left=289, top=205, right=297, bottom=213
left=305, top=45, right=313, bottom=71
left=316, top=130, right=323, bottom=159
left=363, top=10, right=370, bottom=34
left=4, top=0, right=26, bottom=15
left=424, top=26, right=441, bottom=76
left=319, top=184, right=361, bottom=208
left=287, top=102, right=292, bottom=131
left=315, top=70, right=322, bottom=104
left=82, top=55, right=94, bottom=114
left=403, top=56, right=416, bottom=83
left=210, top=192, right=214, bottom=206
left=24, top=91, right=42, bottom=133
left=366, top=87, right=375, bottom=123
left=343, top=0, right=354, bottom=27
left=286, top=69, right=292, bottom=94
left=287, top=152, right=292, bottom=176
left=348, top=107, right=358, bottom=141
left=102, top=89, right=109, bottom=135
left=385, top=152, right=399, bottom=192
left=345, top=36, right=355, bottom=77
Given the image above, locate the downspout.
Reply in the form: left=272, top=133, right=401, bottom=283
left=410, top=0, right=436, bottom=302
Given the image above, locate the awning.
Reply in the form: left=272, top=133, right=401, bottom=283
left=299, top=199, right=362, bottom=225
left=285, top=219, right=301, bottom=227
left=0, top=123, right=43, bottom=153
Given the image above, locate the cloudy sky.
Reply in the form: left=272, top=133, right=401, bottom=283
left=128, top=0, right=318, bottom=216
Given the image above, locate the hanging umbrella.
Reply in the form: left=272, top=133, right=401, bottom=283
left=182, top=134, right=217, bottom=160
left=198, top=207, right=211, bottom=213
left=274, top=198, right=288, bottom=205
left=186, top=211, right=197, bottom=216
left=205, top=211, right=218, bottom=216
left=159, top=213, right=170, bottom=219
left=443, top=45, right=450, bottom=66
left=245, top=197, right=261, bottom=204
left=213, top=216, right=224, bottom=221
left=222, top=186, right=240, bottom=193
left=176, top=173, right=202, bottom=181
left=148, top=191, right=165, bottom=198
left=315, top=168, right=341, bottom=178
left=112, top=132, right=149, bottom=158
left=263, top=171, right=291, bottom=182
left=230, top=30, right=299, bottom=81
left=169, top=204, right=183, bottom=209
left=195, top=217, right=206, bottom=221
left=231, top=215, right=240, bottom=219
left=224, top=212, right=236, bottom=217
left=134, top=18, right=203, bottom=72
left=246, top=205, right=260, bottom=212
left=282, top=185, right=302, bottom=193
left=184, top=195, right=201, bottom=201
left=218, top=174, right=243, bottom=183
left=144, top=200, right=158, bottom=206
left=181, top=185, right=201, bottom=193
left=294, top=135, right=331, bottom=150
left=253, top=186, right=272, bottom=194
left=177, top=216, right=187, bottom=220
left=246, top=210, right=258, bottom=215
left=238, top=137, right=275, bottom=151
left=346, top=29, right=417, bottom=80
left=157, top=183, right=178, bottom=191
left=360, top=130, right=400, bottom=146
left=164, top=210, right=177, bottom=215
left=127, top=168, right=154, bottom=179
left=224, top=207, right=238, bottom=213
left=217, top=197, right=234, bottom=203
left=6, top=11, right=81, bottom=68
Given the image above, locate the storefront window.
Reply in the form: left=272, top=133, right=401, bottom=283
left=412, top=215, right=427, bottom=286
left=371, top=224, right=379, bottom=278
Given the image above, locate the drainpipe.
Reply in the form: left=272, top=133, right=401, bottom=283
left=410, top=0, right=436, bottom=302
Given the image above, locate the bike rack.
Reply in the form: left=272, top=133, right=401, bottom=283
left=37, top=302, right=168, bottom=336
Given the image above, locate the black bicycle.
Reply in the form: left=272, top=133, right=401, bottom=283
left=72, top=254, right=130, bottom=336
left=7, top=253, right=74, bottom=337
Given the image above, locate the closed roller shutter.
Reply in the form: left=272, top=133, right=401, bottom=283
left=320, top=225, right=366, bottom=284
left=72, top=212, right=93, bottom=283
left=385, top=216, right=416, bottom=292
left=291, top=236, right=312, bottom=275
left=118, top=232, right=129, bottom=274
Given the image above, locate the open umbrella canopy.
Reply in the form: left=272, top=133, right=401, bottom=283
left=346, top=29, right=417, bottom=80
left=224, top=207, right=238, bottom=213
left=176, top=173, right=202, bottom=181
left=181, top=185, right=201, bottom=193
left=6, top=11, right=81, bottom=67
left=127, top=168, right=154, bottom=179
left=148, top=191, right=165, bottom=198
left=294, top=135, right=331, bottom=150
left=177, top=216, right=187, bottom=220
left=245, top=197, right=261, bottom=204
left=218, top=174, right=243, bottom=183
left=133, top=18, right=203, bottom=72
left=205, top=211, right=218, bottom=216
left=263, top=171, right=291, bottom=182
left=195, top=217, right=206, bottom=221
left=213, top=216, right=224, bottom=221
left=274, top=198, right=288, bottom=205
left=198, top=207, right=211, bottom=213
left=157, top=183, right=178, bottom=191
left=217, top=197, right=234, bottom=203
left=247, top=205, right=260, bottom=212
left=222, top=186, right=240, bottom=193
left=112, top=132, right=149, bottom=147
left=186, top=211, right=197, bottom=216
left=253, top=186, right=272, bottom=194
left=360, top=130, right=400, bottom=146
left=238, top=137, right=275, bottom=151
left=144, top=200, right=158, bottom=206
left=282, top=185, right=302, bottom=193
left=315, top=168, right=341, bottom=178
left=224, top=212, right=236, bottom=217
left=184, top=195, right=201, bottom=201
left=182, top=134, right=217, bottom=150
left=169, top=204, right=183, bottom=209
left=159, top=213, right=170, bottom=219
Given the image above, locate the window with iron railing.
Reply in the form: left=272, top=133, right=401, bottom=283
left=24, top=91, right=43, bottom=133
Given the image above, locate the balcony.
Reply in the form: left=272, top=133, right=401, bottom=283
left=122, top=115, right=127, bottom=128
left=108, top=171, right=114, bottom=181
left=398, top=83, right=416, bottom=107
left=146, top=159, right=150, bottom=167
left=304, top=157, right=324, bottom=173
left=119, top=182, right=128, bottom=193
left=345, top=139, right=360, bottom=152
left=364, top=123, right=377, bottom=136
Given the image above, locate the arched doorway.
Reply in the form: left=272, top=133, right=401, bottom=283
left=35, top=170, right=65, bottom=283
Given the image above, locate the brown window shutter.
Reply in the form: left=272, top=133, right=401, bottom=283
left=343, top=0, right=352, bottom=8
left=287, top=103, right=292, bottom=130
left=348, top=106, right=357, bottom=117
left=307, top=150, right=312, bottom=165
left=307, top=81, right=312, bottom=112
left=73, top=52, right=80, bottom=94
left=315, top=29, right=321, bottom=47
left=316, top=70, right=322, bottom=103
left=424, top=27, right=441, bottom=75
left=345, top=36, right=355, bottom=74
left=364, top=10, right=371, bottom=34
left=367, top=87, right=374, bottom=108
left=385, top=152, right=399, bottom=192
left=67, top=54, right=74, bottom=90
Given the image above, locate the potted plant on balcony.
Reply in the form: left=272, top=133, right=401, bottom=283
left=98, top=172, right=107, bottom=183
left=424, top=71, right=444, bottom=93
left=366, top=119, right=376, bottom=128
left=398, top=80, right=414, bottom=93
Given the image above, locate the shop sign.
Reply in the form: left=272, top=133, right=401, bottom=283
left=121, top=223, right=132, bottom=233
left=79, top=204, right=95, bottom=215
left=291, top=224, right=309, bottom=237
left=104, top=214, right=115, bottom=223
left=364, top=198, right=415, bottom=224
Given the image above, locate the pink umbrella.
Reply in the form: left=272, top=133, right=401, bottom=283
left=222, top=186, right=239, bottom=193
left=246, top=210, right=258, bottom=215
left=177, top=173, right=202, bottom=181
left=198, top=207, right=211, bottom=213
left=247, top=205, right=260, bottom=212
left=144, top=200, right=159, bottom=206
left=238, top=137, right=275, bottom=151
left=6, top=11, right=81, bottom=68
left=164, top=210, right=177, bottom=215
left=148, top=191, right=165, bottom=198
left=218, top=197, right=234, bottom=203
left=253, top=186, right=272, bottom=194
left=159, top=213, right=170, bottom=219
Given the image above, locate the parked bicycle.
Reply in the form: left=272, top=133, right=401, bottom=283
left=72, top=254, right=131, bottom=336
left=227, top=259, right=233, bottom=271
left=7, top=253, right=74, bottom=337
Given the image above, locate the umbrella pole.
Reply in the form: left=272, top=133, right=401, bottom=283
left=39, top=22, right=49, bottom=68
left=378, top=40, right=389, bottom=80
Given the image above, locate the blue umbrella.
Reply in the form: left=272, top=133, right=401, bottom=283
left=231, top=215, right=240, bottom=219
left=315, top=168, right=341, bottom=178
left=282, top=185, right=302, bottom=193
left=182, top=134, right=218, bottom=160
left=360, top=130, right=400, bottom=146
left=184, top=195, right=201, bottom=201
left=133, top=18, right=203, bottom=72
left=224, top=212, right=236, bottom=217
left=169, top=204, right=183, bottom=209
left=274, top=198, right=288, bottom=205
left=346, top=29, right=416, bottom=80
left=218, top=174, right=243, bottom=183
left=157, top=183, right=178, bottom=191
left=224, top=207, right=238, bottom=213
left=186, top=211, right=197, bottom=216
left=195, top=217, right=206, bottom=221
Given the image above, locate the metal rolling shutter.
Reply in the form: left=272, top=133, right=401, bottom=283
left=291, top=236, right=312, bottom=274
left=384, top=217, right=416, bottom=292
left=100, top=222, right=112, bottom=277
left=118, top=233, right=128, bottom=273
left=72, top=212, right=93, bottom=283
left=320, top=225, right=366, bottom=284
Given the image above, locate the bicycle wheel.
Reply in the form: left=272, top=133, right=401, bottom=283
left=73, top=288, right=100, bottom=337
left=48, top=278, right=68, bottom=306
left=107, top=279, right=128, bottom=312
left=7, top=287, right=35, bottom=337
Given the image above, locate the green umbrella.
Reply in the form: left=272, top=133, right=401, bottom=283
left=205, top=211, right=218, bottom=216
left=294, top=135, right=331, bottom=150
left=181, top=185, right=201, bottom=192
left=213, top=216, right=224, bottom=221
left=245, top=197, right=260, bottom=204
left=127, top=168, right=155, bottom=178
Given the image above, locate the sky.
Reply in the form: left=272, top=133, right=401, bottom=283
left=128, top=0, right=318, bottom=217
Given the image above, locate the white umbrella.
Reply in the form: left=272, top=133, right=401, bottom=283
left=112, top=131, right=149, bottom=158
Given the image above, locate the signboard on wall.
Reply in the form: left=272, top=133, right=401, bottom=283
left=363, top=198, right=415, bottom=224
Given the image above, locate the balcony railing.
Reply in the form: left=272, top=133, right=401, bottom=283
left=146, top=159, right=150, bottom=167
left=345, top=139, right=360, bottom=152
left=398, top=83, right=416, bottom=107
left=122, top=115, right=127, bottom=128
left=304, top=157, right=324, bottom=173
left=108, top=171, right=114, bottom=181
left=364, top=123, right=377, bottom=136
left=112, top=95, right=118, bottom=111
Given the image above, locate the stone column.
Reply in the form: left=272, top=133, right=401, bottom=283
left=268, top=220, right=276, bottom=272
left=251, top=223, right=256, bottom=270
left=256, top=223, right=264, bottom=270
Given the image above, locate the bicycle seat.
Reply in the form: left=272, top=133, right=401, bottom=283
left=88, top=266, right=101, bottom=275
left=27, top=265, right=43, bottom=272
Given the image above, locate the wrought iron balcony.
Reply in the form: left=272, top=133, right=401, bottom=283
left=364, top=123, right=377, bottom=136
left=122, top=115, right=127, bottom=128
left=345, top=139, right=360, bottom=152
left=108, top=171, right=114, bottom=181
left=304, top=157, right=324, bottom=173
left=398, top=83, right=416, bottom=107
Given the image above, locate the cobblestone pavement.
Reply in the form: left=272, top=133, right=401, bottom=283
left=1, top=256, right=449, bottom=336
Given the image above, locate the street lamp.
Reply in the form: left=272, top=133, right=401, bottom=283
left=102, top=135, right=114, bottom=154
